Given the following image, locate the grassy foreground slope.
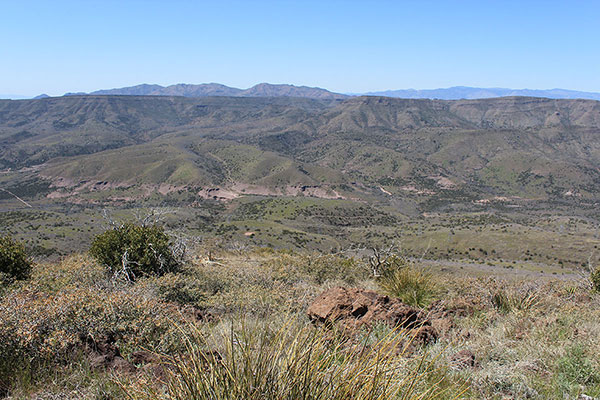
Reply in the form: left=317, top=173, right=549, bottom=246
left=1, top=246, right=599, bottom=399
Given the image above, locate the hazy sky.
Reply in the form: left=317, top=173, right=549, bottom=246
left=2, top=0, right=599, bottom=97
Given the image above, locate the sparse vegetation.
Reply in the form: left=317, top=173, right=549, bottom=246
left=0, top=245, right=599, bottom=399
left=0, top=255, right=191, bottom=396
left=556, top=345, right=599, bottom=395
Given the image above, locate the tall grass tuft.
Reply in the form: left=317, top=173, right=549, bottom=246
left=490, top=287, right=540, bottom=314
left=120, top=318, right=466, bottom=400
left=377, top=259, right=437, bottom=308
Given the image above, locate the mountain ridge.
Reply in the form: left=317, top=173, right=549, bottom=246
left=76, top=82, right=348, bottom=100
left=82, top=84, right=600, bottom=101
left=5, top=84, right=600, bottom=101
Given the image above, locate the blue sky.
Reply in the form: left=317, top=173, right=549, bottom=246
left=1, top=0, right=599, bottom=97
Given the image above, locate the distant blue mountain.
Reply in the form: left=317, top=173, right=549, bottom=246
left=0, top=94, right=30, bottom=100
left=364, top=86, right=600, bottom=101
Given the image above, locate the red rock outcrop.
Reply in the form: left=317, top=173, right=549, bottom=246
left=307, top=287, right=436, bottom=344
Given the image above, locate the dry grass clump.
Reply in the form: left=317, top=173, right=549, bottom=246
left=378, top=264, right=438, bottom=307
left=489, top=286, right=540, bottom=314
left=120, top=318, right=467, bottom=400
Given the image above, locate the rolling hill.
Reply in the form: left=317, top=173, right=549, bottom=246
left=1, top=94, right=600, bottom=210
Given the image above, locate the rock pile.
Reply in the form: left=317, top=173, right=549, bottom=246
left=307, top=286, right=437, bottom=344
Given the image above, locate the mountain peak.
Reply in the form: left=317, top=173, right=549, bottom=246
left=241, top=83, right=347, bottom=99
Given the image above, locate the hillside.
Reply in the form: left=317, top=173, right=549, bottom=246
left=0, top=95, right=335, bottom=169
left=2, top=94, right=600, bottom=263
left=3, top=246, right=599, bottom=399
left=2, top=95, right=600, bottom=205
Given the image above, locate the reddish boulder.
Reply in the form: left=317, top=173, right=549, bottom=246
left=307, top=287, right=436, bottom=343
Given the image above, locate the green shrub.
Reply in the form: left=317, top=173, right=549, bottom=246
left=590, top=266, right=600, bottom=292
left=0, top=236, right=32, bottom=285
left=89, top=223, right=180, bottom=280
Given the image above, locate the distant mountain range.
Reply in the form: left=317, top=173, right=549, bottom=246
left=4, top=84, right=600, bottom=101
left=68, top=84, right=600, bottom=101
left=364, top=86, right=600, bottom=101
left=64, top=82, right=348, bottom=100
